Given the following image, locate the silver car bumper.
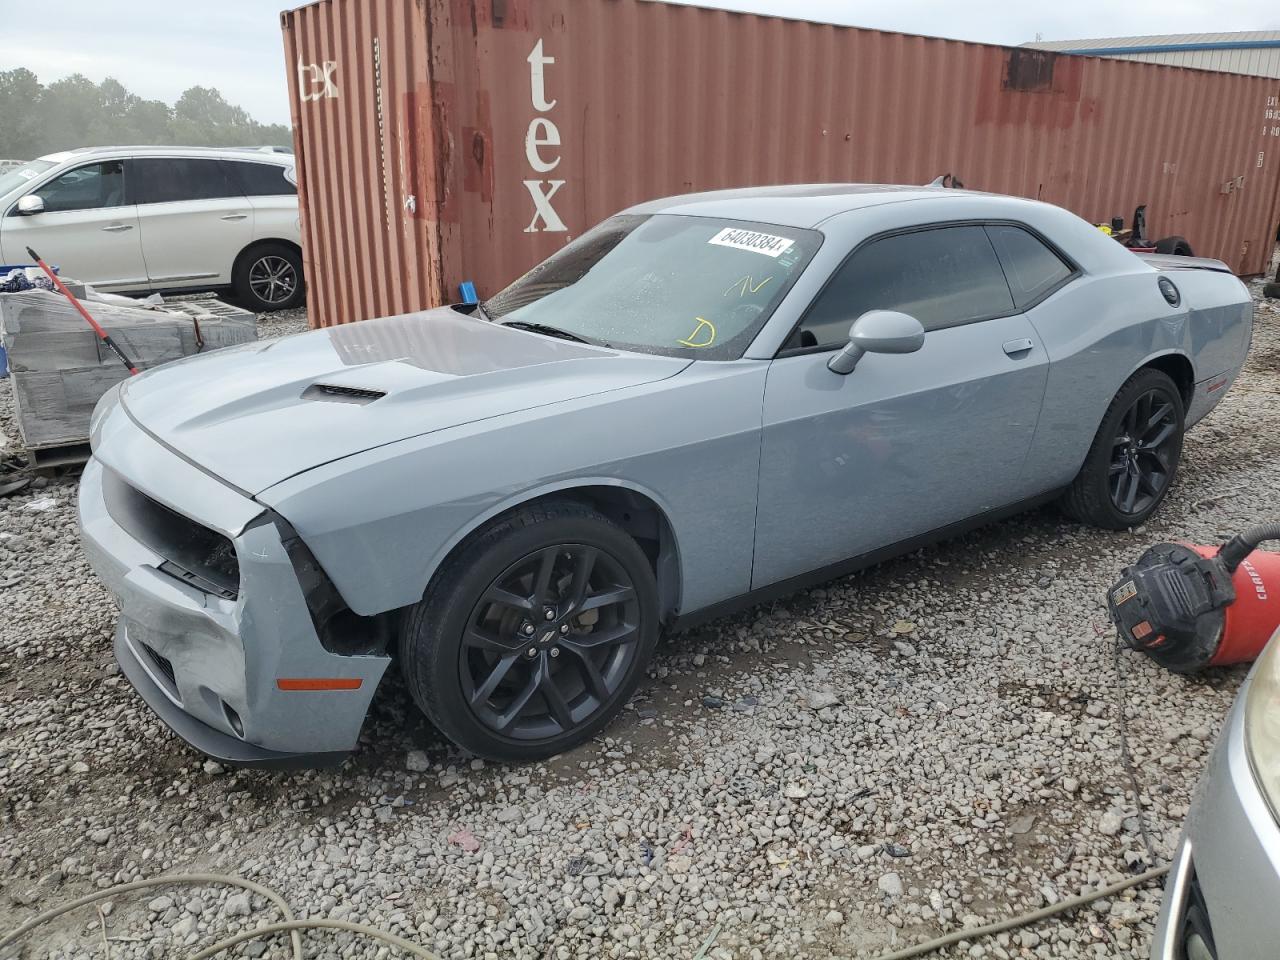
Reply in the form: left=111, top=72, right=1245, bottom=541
left=1152, top=675, right=1280, bottom=958
left=78, top=414, right=390, bottom=767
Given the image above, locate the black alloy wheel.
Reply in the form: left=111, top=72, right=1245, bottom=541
left=399, top=501, right=659, bottom=761
left=462, top=544, right=641, bottom=740
left=1061, top=367, right=1185, bottom=529
left=1108, top=388, right=1179, bottom=517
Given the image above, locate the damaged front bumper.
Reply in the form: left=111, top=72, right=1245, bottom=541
left=77, top=407, right=390, bottom=768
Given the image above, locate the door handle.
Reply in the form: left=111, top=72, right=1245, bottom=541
left=101, top=223, right=134, bottom=233
left=1002, top=338, right=1034, bottom=356
left=220, top=214, right=248, bottom=221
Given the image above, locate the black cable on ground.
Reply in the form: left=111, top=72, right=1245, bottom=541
left=868, top=867, right=1169, bottom=960
left=0, top=873, right=441, bottom=959
left=1112, top=637, right=1162, bottom=867
left=865, top=626, right=1173, bottom=959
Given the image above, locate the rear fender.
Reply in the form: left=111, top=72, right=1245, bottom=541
left=1165, top=268, right=1252, bottom=382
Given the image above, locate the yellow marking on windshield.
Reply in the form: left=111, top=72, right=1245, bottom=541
left=724, top=275, right=774, bottom=298
left=678, top=317, right=717, bottom=348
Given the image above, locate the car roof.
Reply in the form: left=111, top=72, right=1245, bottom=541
left=37, top=146, right=294, bottom=165
left=623, top=183, right=991, bottom=228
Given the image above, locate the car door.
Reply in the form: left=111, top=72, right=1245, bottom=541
left=222, top=159, right=300, bottom=243
left=981, top=223, right=1091, bottom=493
left=752, top=223, right=1051, bottom=589
left=0, top=159, right=147, bottom=290
left=129, top=157, right=253, bottom=288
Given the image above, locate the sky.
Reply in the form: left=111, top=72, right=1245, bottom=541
left=2, top=0, right=1279, bottom=127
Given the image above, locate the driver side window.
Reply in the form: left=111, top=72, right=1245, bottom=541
left=789, top=224, right=1014, bottom=350
left=34, top=160, right=126, bottom=213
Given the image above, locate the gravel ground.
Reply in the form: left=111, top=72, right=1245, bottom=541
left=1, top=288, right=1278, bottom=960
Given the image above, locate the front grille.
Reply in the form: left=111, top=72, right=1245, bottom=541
left=1179, top=869, right=1219, bottom=960
left=101, top=470, right=240, bottom=598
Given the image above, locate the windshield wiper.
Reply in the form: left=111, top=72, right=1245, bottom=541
left=499, top=320, right=591, bottom=344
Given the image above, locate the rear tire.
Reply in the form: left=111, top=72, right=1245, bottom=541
left=399, top=501, right=660, bottom=762
left=1061, top=368, right=1185, bottom=529
left=233, top=242, right=304, bottom=311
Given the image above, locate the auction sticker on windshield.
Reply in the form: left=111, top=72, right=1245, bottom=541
left=709, top=227, right=793, bottom=258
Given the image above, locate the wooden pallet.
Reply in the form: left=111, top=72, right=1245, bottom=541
left=1, top=291, right=256, bottom=463
left=25, top=440, right=92, bottom=470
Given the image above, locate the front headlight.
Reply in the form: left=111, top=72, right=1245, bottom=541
left=1244, top=628, right=1280, bottom=823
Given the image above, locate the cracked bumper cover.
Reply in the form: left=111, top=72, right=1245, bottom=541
left=78, top=427, right=391, bottom=768
left=113, top=620, right=343, bottom=768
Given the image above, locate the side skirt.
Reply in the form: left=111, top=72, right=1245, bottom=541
left=668, top=489, right=1065, bottom=632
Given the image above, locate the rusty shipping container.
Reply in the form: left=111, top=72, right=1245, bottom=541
left=282, top=0, right=1280, bottom=328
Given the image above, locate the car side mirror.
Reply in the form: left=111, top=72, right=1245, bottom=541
left=827, top=310, right=926, bottom=375
left=16, top=195, right=45, bottom=216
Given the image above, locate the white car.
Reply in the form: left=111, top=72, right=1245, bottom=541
left=0, top=146, right=304, bottom=311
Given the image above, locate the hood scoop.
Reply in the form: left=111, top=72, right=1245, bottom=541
left=302, top=383, right=387, bottom=405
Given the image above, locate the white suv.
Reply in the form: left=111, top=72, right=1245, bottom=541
left=0, top=146, right=304, bottom=311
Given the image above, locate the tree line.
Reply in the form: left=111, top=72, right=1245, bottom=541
left=0, top=68, right=291, bottom=160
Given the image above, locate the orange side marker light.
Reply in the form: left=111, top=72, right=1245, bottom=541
left=276, top=678, right=363, bottom=691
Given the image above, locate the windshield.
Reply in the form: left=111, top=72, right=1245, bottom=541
left=484, top=214, right=822, bottom=360
left=0, top=160, right=55, bottom=201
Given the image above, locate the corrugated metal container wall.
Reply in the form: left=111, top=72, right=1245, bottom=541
left=282, top=0, right=1280, bottom=328
left=282, top=0, right=445, bottom=326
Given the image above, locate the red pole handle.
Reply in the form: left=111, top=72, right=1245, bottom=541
left=26, top=246, right=138, bottom=376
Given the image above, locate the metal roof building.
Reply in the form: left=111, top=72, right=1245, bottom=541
left=1028, top=32, right=1280, bottom=78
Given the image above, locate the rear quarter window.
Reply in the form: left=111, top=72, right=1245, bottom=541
left=225, top=161, right=297, bottom=197
left=986, top=224, right=1074, bottom=309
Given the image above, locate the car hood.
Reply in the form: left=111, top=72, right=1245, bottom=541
left=120, top=307, right=690, bottom=494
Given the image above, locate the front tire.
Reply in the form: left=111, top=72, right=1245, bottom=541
left=233, top=242, right=304, bottom=311
left=1061, top=368, right=1185, bottom=529
left=400, top=502, right=660, bottom=762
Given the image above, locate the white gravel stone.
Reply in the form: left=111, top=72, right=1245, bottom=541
left=878, top=873, right=905, bottom=898
left=806, top=688, right=841, bottom=710
left=172, top=915, right=197, bottom=938
left=1098, top=810, right=1125, bottom=837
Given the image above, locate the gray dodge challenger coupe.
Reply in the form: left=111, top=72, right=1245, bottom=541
left=79, top=184, right=1252, bottom=766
